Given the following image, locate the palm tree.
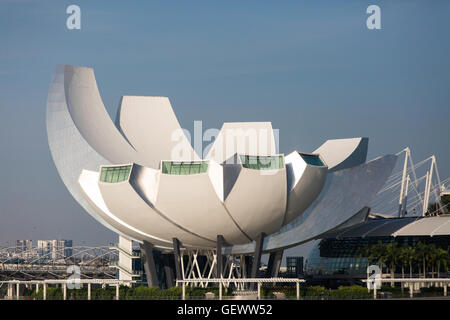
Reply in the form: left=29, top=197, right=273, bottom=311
left=427, top=244, right=437, bottom=278
left=359, top=244, right=372, bottom=271
left=398, top=245, right=410, bottom=294
left=372, top=241, right=387, bottom=275
left=416, top=242, right=428, bottom=278
left=385, top=243, right=399, bottom=286
left=402, top=246, right=416, bottom=278
left=442, top=249, right=450, bottom=276
left=398, top=246, right=409, bottom=279
left=435, top=248, right=448, bottom=278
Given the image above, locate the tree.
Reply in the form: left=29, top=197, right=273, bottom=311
left=385, top=243, right=400, bottom=286
left=398, top=246, right=412, bottom=294
left=371, top=241, right=387, bottom=274
left=402, top=246, right=416, bottom=278
left=359, top=244, right=375, bottom=270
left=427, top=244, right=437, bottom=278
left=416, top=242, right=428, bottom=278
left=444, top=247, right=450, bottom=274
left=399, top=246, right=410, bottom=279
left=435, top=248, right=449, bottom=278
left=427, top=195, right=450, bottom=215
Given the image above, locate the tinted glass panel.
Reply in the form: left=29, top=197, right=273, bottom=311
left=100, top=165, right=132, bottom=183
left=299, top=153, right=325, bottom=166
left=161, top=161, right=209, bottom=175
left=240, top=155, right=284, bottom=170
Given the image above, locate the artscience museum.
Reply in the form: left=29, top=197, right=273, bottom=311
left=46, top=64, right=397, bottom=288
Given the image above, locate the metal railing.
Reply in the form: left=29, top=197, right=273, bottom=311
left=1, top=279, right=135, bottom=300
left=363, top=278, right=450, bottom=299
left=176, top=278, right=305, bottom=300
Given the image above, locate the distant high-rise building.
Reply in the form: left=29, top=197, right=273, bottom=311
left=37, top=240, right=73, bottom=259
left=15, top=240, right=32, bottom=254
left=37, top=240, right=51, bottom=257
left=62, top=240, right=73, bottom=257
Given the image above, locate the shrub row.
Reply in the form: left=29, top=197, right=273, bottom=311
left=262, top=285, right=371, bottom=299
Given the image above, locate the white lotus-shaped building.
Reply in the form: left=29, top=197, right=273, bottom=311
left=46, top=65, right=397, bottom=284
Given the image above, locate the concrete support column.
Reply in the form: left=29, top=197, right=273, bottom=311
left=242, top=257, right=251, bottom=290
left=115, top=283, right=119, bottom=300
left=250, top=233, right=265, bottom=290
left=63, top=283, right=67, bottom=300
left=409, top=284, right=413, bottom=298
left=173, top=238, right=183, bottom=281
left=444, top=283, right=447, bottom=297
left=219, top=282, right=222, bottom=300
left=240, top=255, right=246, bottom=280
left=36, top=283, right=39, bottom=294
left=140, top=241, right=159, bottom=288
left=163, top=254, right=175, bottom=288
left=87, top=283, right=91, bottom=300
left=296, top=282, right=300, bottom=300
left=266, top=250, right=283, bottom=278
left=43, top=283, right=47, bottom=300
left=217, top=235, right=226, bottom=279
left=16, top=283, right=20, bottom=300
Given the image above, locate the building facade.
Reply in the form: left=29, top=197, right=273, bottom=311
left=46, top=64, right=399, bottom=287
left=304, top=215, right=450, bottom=286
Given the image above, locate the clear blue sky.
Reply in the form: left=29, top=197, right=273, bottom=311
left=0, top=1, right=449, bottom=249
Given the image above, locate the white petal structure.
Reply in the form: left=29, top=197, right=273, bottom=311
left=98, top=165, right=216, bottom=248
left=313, top=137, right=368, bottom=172
left=284, top=151, right=328, bottom=226
left=206, top=122, right=277, bottom=164
left=63, top=65, right=143, bottom=165
left=47, top=65, right=119, bottom=235
left=224, top=155, right=287, bottom=239
left=224, top=154, right=398, bottom=255
left=154, top=160, right=249, bottom=245
left=78, top=170, right=172, bottom=249
left=47, top=64, right=397, bottom=252
left=117, top=96, right=199, bottom=168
